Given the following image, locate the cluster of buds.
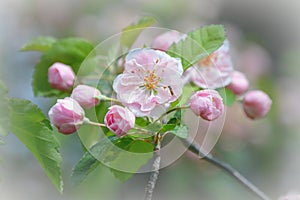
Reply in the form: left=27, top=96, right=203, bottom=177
left=47, top=30, right=272, bottom=137
left=47, top=62, right=136, bottom=135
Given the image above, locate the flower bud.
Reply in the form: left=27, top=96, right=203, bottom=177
left=227, top=71, right=249, bottom=95
left=71, top=85, right=101, bottom=109
left=104, top=105, right=135, bottom=137
left=152, top=30, right=184, bottom=52
left=243, top=90, right=272, bottom=120
left=48, top=62, right=75, bottom=91
left=190, top=90, right=224, bottom=121
left=48, top=97, right=85, bottom=134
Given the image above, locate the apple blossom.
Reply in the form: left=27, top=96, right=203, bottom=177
left=243, top=90, right=272, bottom=120
left=113, top=48, right=183, bottom=117
left=227, top=71, right=249, bottom=95
left=190, top=89, right=224, bottom=121
left=71, top=84, right=101, bottom=109
left=185, top=39, right=233, bottom=89
left=152, top=30, right=184, bottom=52
left=48, top=97, right=85, bottom=134
left=48, top=62, right=75, bottom=91
left=104, top=105, right=135, bottom=137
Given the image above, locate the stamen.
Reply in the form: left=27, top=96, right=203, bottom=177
left=144, top=70, right=161, bottom=90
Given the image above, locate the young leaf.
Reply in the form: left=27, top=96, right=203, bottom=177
left=9, top=99, right=63, bottom=192
left=0, top=81, right=9, bottom=137
left=121, top=16, right=157, bottom=49
left=169, top=125, right=189, bottom=139
left=71, top=136, right=118, bottom=185
left=21, top=37, right=57, bottom=52
left=167, top=25, right=225, bottom=70
left=32, top=38, right=94, bottom=97
left=217, top=87, right=236, bottom=106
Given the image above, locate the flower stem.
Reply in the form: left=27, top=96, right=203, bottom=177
left=154, top=105, right=190, bottom=124
left=144, top=134, right=161, bottom=200
left=96, top=95, right=122, bottom=104
left=83, top=118, right=107, bottom=128
left=182, top=137, right=272, bottom=200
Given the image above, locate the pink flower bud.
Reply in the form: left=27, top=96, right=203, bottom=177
left=227, top=71, right=249, bottom=95
left=243, top=90, right=272, bottom=120
left=71, top=85, right=101, bottom=109
left=104, top=105, right=135, bottom=137
left=152, top=30, right=184, bottom=52
left=190, top=90, right=224, bottom=121
left=48, top=97, right=85, bottom=134
left=48, top=62, right=75, bottom=91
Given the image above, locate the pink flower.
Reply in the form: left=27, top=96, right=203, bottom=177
left=48, top=62, right=75, bottom=91
left=190, top=89, right=224, bottom=121
left=243, top=90, right=272, bottom=120
left=190, top=90, right=224, bottom=121
left=113, top=48, right=183, bottom=117
left=48, top=97, right=85, bottom=134
left=185, top=39, right=233, bottom=89
left=152, top=30, right=184, bottom=52
left=226, top=71, right=249, bottom=95
left=104, top=105, right=135, bottom=137
left=71, top=85, right=101, bottom=109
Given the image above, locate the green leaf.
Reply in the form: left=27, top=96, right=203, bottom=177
left=109, top=169, right=133, bottom=182
left=72, top=136, right=153, bottom=184
left=121, top=16, right=157, bottom=49
left=0, top=81, right=9, bottom=137
left=161, top=124, right=176, bottom=132
left=167, top=25, right=225, bottom=70
left=110, top=140, right=153, bottom=182
left=217, top=87, right=236, bottom=106
left=169, top=125, right=189, bottom=139
left=71, top=136, right=118, bottom=185
left=9, top=99, right=63, bottom=192
left=135, top=117, right=150, bottom=127
left=145, top=122, right=162, bottom=133
left=21, top=37, right=57, bottom=52
left=32, top=38, right=94, bottom=97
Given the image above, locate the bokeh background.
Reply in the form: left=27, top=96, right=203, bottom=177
left=1, top=0, right=300, bottom=199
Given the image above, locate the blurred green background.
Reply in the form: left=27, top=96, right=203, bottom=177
left=1, top=0, right=300, bottom=199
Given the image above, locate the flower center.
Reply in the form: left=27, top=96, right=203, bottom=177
left=199, top=53, right=216, bottom=66
left=144, top=70, right=161, bottom=90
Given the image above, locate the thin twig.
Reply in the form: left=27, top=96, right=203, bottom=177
left=144, top=135, right=161, bottom=200
left=153, top=105, right=190, bottom=124
left=182, top=137, right=272, bottom=200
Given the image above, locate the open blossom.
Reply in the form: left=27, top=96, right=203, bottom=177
left=71, top=85, right=101, bottom=109
left=48, top=62, right=75, bottom=91
left=185, top=39, right=233, bottom=89
left=227, top=71, right=249, bottom=95
left=243, top=90, right=272, bottom=120
left=113, top=48, right=183, bottom=117
left=152, top=30, right=184, bottom=52
left=48, top=97, right=85, bottom=134
left=104, top=105, right=135, bottom=137
left=190, top=89, right=224, bottom=121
